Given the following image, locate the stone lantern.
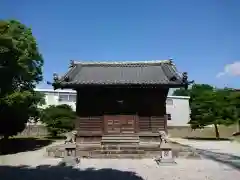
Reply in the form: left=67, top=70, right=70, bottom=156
left=158, top=141, right=175, bottom=164
left=155, top=131, right=176, bottom=165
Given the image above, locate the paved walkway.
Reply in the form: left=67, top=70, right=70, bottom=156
left=170, top=138, right=240, bottom=169
left=170, top=138, right=240, bottom=156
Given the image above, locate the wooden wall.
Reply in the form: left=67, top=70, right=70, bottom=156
left=138, top=116, right=166, bottom=133
left=75, top=116, right=167, bottom=136
left=76, top=85, right=169, bottom=116
left=75, top=85, right=169, bottom=135
left=75, top=116, right=103, bottom=136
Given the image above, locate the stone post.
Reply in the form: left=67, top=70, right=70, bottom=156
left=155, top=130, right=176, bottom=165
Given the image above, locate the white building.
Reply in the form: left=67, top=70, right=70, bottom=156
left=35, top=89, right=190, bottom=127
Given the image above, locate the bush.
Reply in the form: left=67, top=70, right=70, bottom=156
left=40, top=104, right=76, bottom=136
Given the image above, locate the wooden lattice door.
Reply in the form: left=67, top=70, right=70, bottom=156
left=104, top=115, right=137, bottom=134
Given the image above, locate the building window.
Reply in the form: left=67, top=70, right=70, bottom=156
left=167, top=114, right=171, bottom=120
left=59, top=94, right=69, bottom=102
left=69, top=95, right=77, bottom=102
left=166, top=98, right=173, bottom=105
left=58, top=93, right=77, bottom=102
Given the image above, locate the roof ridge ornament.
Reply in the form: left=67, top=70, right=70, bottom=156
left=182, top=72, right=194, bottom=90
left=53, top=73, right=59, bottom=82
left=69, top=60, right=77, bottom=68
left=51, top=73, right=61, bottom=90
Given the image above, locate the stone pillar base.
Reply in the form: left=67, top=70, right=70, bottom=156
left=155, top=158, right=177, bottom=165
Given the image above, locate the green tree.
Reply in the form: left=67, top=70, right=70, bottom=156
left=173, top=84, right=214, bottom=97
left=40, top=105, right=76, bottom=137
left=0, top=20, right=43, bottom=93
left=0, top=20, right=44, bottom=138
left=0, top=91, right=45, bottom=138
left=28, top=91, right=46, bottom=122
left=188, top=85, right=237, bottom=138
left=228, top=90, right=240, bottom=132
left=173, top=84, right=239, bottom=138
left=172, top=88, right=190, bottom=96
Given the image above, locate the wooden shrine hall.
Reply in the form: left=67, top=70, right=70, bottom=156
left=52, top=59, right=192, bottom=143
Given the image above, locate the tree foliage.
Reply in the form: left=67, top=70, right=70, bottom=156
left=40, top=105, right=76, bottom=136
left=0, top=91, right=45, bottom=137
left=172, top=88, right=190, bottom=96
left=0, top=20, right=43, bottom=93
left=0, top=19, right=44, bottom=138
left=173, top=84, right=240, bottom=138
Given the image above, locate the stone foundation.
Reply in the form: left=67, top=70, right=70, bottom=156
left=46, top=142, right=201, bottom=159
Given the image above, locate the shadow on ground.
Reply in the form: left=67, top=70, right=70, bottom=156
left=195, top=149, right=240, bottom=170
left=183, top=137, right=230, bottom=141
left=172, top=141, right=240, bottom=170
left=44, top=135, right=66, bottom=140
left=0, top=164, right=143, bottom=180
left=0, top=138, right=53, bottom=155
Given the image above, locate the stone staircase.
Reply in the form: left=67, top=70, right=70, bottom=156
left=101, top=134, right=140, bottom=145
left=47, top=141, right=184, bottom=159
left=90, top=134, right=147, bottom=158
left=47, top=134, right=187, bottom=159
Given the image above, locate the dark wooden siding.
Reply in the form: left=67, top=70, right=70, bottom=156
left=150, top=116, right=166, bottom=132
left=75, top=85, right=169, bottom=136
left=138, top=117, right=151, bottom=131
left=139, top=116, right=166, bottom=132
left=75, top=115, right=166, bottom=136
left=76, top=86, right=168, bottom=117
left=75, top=116, right=103, bottom=136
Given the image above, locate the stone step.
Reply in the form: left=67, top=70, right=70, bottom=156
left=103, top=134, right=139, bottom=137
left=92, top=149, right=145, bottom=154
left=88, top=154, right=151, bottom=159
left=102, top=136, right=140, bottom=140
left=77, top=150, right=160, bottom=159
left=101, top=135, right=140, bottom=144
left=76, top=143, right=161, bottom=151
left=101, top=139, right=140, bottom=143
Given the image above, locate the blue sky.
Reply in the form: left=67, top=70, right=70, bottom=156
left=2, top=0, right=240, bottom=89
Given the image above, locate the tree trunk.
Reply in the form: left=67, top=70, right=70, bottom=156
left=51, top=131, right=58, bottom=137
left=214, top=124, right=220, bottom=139
left=237, top=120, right=240, bottom=132
left=3, top=135, right=9, bottom=141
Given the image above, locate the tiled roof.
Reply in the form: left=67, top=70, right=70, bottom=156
left=56, top=60, right=185, bottom=86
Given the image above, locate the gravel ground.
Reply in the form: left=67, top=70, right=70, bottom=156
left=1, top=141, right=240, bottom=180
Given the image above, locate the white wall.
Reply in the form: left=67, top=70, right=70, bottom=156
left=36, top=89, right=76, bottom=111
left=36, top=89, right=191, bottom=127
left=166, top=96, right=190, bottom=126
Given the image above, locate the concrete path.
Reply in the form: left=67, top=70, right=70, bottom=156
left=170, top=138, right=240, bottom=169
left=170, top=138, right=240, bottom=156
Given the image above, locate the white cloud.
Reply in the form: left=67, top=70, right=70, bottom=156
left=216, top=61, right=240, bottom=78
